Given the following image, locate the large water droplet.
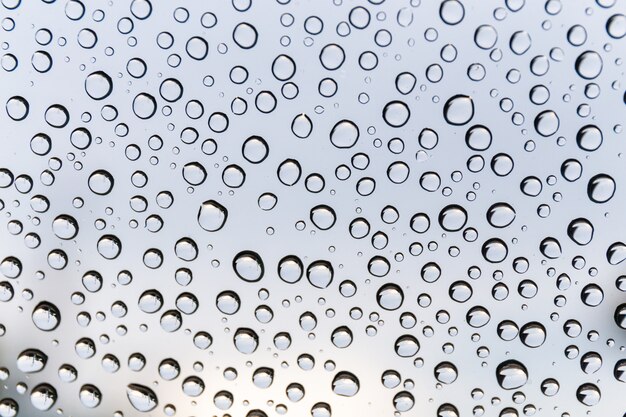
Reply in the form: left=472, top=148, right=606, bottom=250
left=332, top=371, right=360, bottom=396
left=85, top=71, right=112, bottom=100
left=443, top=95, right=474, bottom=125
left=32, top=301, right=60, bottom=331
left=198, top=200, right=227, bottom=231
left=587, top=174, right=615, bottom=203
left=330, top=120, right=359, bottom=148
left=496, top=360, right=528, bottom=390
left=16, top=349, right=47, bottom=373
left=233, top=251, right=264, bottom=282
left=127, top=384, right=158, bottom=412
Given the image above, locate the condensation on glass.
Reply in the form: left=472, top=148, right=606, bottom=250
left=0, top=0, right=625, bottom=416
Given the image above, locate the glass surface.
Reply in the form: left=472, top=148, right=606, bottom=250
left=0, top=0, right=625, bottom=416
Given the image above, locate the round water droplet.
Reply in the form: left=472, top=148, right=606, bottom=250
left=307, top=260, right=334, bottom=289
left=443, top=95, right=474, bottom=126
left=587, top=174, right=615, bottom=203
left=393, top=391, right=414, bottom=412
left=16, top=349, right=47, bottom=373
left=233, top=251, right=264, bottom=282
left=330, top=120, right=359, bottom=148
left=332, top=371, right=359, bottom=396
left=395, top=335, right=420, bottom=357
left=182, top=376, right=205, bottom=397
left=439, top=0, right=465, bottom=25
left=233, top=328, right=259, bottom=354
left=496, top=360, right=528, bottom=390
left=252, top=367, right=274, bottom=389
left=382, top=101, right=410, bottom=127
left=540, top=237, right=561, bottom=259
left=79, top=384, right=102, bottom=408
left=85, top=71, right=112, bottom=100
left=132, top=93, right=157, bottom=119
left=577, top=125, right=603, bottom=151
left=186, top=36, right=208, bottom=60
left=434, top=361, right=458, bottom=384
left=233, top=22, right=258, bottom=49
left=576, top=383, right=601, bottom=406
left=567, top=218, right=594, bottom=245
left=6, top=96, right=29, bottom=121
left=242, top=136, right=269, bottom=163
left=520, top=322, right=546, bottom=348
left=614, top=303, right=626, bottom=328
left=0, top=398, right=18, bottom=417
left=534, top=110, right=559, bottom=136
left=278, top=256, right=303, bottom=284
left=319, top=44, right=345, bottom=70
left=32, top=301, right=60, bottom=331
left=310, top=205, right=336, bottom=230
left=465, top=125, right=492, bottom=151
left=88, top=170, right=114, bottom=195
left=575, top=51, right=603, bottom=79
left=277, top=159, right=302, bottom=186
left=182, top=162, right=207, bottom=186
left=214, top=390, right=234, bottom=410
left=52, top=215, right=79, bottom=239
left=216, top=291, right=240, bottom=315
left=30, top=384, right=57, bottom=411
left=482, top=238, right=508, bottom=263
left=198, top=200, right=227, bottom=231
left=286, top=383, right=305, bottom=402
left=438, top=204, right=467, bottom=232
left=174, top=237, right=198, bottom=261
left=377, top=284, right=404, bottom=310
left=331, top=326, right=352, bottom=348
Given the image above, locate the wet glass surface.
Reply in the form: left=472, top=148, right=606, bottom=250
left=0, top=0, right=625, bottom=416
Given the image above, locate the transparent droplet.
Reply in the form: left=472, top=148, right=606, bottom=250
left=126, top=384, right=158, bottom=412
left=332, top=371, right=359, bottom=396
left=496, top=360, right=528, bottom=390
left=443, top=95, right=474, bottom=125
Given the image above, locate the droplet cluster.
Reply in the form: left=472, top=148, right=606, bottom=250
left=0, top=0, right=625, bottom=416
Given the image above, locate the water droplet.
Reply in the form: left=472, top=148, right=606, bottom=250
left=534, top=110, right=560, bottom=136
left=587, top=174, right=615, bottom=203
left=127, top=384, right=158, bottom=412
left=438, top=204, right=467, bottom=231
left=393, top=391, right=415, bottom=412
left=575, top=51, right=603, bottom=79
left=198, top=200, right=228, bottom=231
left=85, top=71, right=112, bottom=100
left=311, top=205, right=336, bottom=230
left=444, top=95, right=474, bottom=126
left=88, top=170, right=114, bottom=195
left=482, top=238, right=508, bottom=263
left=439, top=0, right=465, bottom=25
left=383, top=101, right=410, bottom=127
left=332, top=371, right=359, bottom=396
left=377, top=284, right=404, bottom=310
left=233, top=251, right=264, bottom=282
left=567, top=218, right=594, bottom=245
left=30, top=384, right=57, bottom=411
left=496, top=360, right=528, bottom=390
left=16, top=349, right=47, bottom=373
left=434, top=361, right=458, bottom=384
left=79, top=384, right=102, bottom=408
left=278, top=256, right=303, bottom=284
left=32, top=301, right=60, bottom=331
left=330, top=120, right=359, bottom=148
left=576, top=383, right=601, bottom=406
left=307, top=260, right=334, bottom=288
left=233, top=328, right=259, bottom=354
